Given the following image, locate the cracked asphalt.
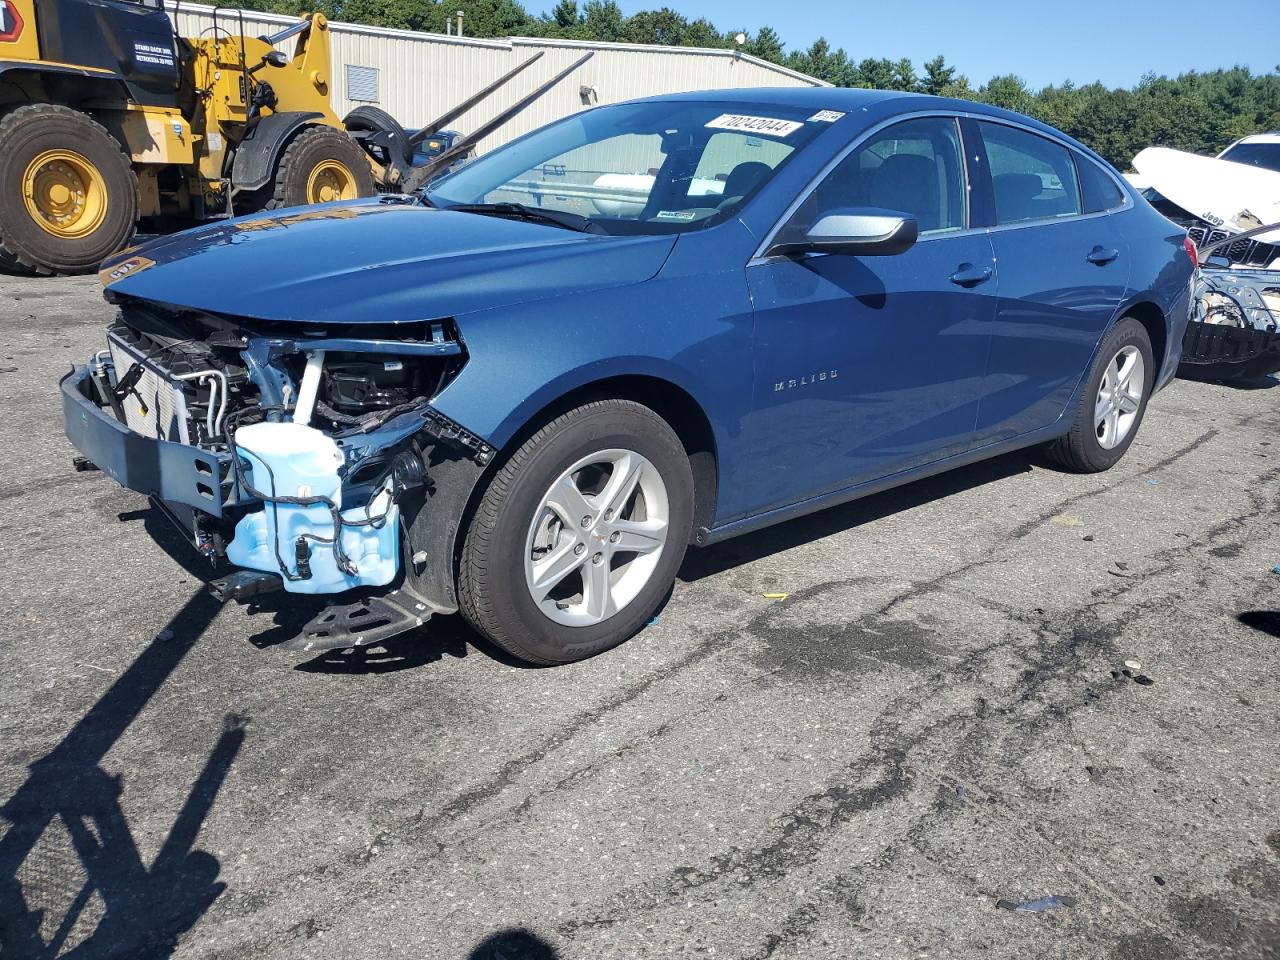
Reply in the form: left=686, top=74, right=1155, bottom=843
left=1, top=273, right=1278, bottom=960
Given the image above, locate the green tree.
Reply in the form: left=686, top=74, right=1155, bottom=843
left=682, top=17, right=722, bottom=48
left=921, top=55, right=956, bottom=95
left=787, top=38, right=854, bottom=87
left=581, top=0, right=625, bottom=41
left=743, top=25, right=785, bottom=64
left=852, top=56, right=895, bottom=89
left=550, top=0, right=578, bottom=28
left=623, top=7, right=689, bottom=45
left=976, top=74, right=1035, bottom=114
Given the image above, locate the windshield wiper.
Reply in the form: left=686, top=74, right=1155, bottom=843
left=442, top=202, right=604, bottom=234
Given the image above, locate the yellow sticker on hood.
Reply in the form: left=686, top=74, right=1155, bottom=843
left=99, top=254, right=156, bottom=286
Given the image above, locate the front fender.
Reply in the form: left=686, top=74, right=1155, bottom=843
left=231, top=111, right=324, bottom=193
left=430, top=272, right=754, bottom=459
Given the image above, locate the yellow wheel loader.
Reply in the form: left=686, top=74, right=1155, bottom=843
left=0, top=0, right=373, bottom=275
left=0, top=0, right=594, bottom=276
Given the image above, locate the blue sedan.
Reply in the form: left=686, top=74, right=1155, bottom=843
left=67, top=88, right=1194, bottom=663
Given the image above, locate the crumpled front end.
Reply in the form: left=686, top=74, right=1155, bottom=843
left=61, top=296, right=493, bottom=649
left=1179, top=266, right=1280, bottom=381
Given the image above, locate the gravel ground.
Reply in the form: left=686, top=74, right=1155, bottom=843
left=0, top=273, right=1278, bottom=960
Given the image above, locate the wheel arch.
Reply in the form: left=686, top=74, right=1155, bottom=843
left=463, top=372, right=720, bottom=556
left=1120, top=299, right=1169, bottom=380
left=0, top=64, right=131, bottom=111
left=230, top=111, right=324, bottom=194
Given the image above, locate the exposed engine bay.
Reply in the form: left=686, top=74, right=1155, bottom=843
left=63, top=295, right=493, bottom=649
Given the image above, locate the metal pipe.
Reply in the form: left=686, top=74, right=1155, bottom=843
left=293, top=351, right=325, bottom=425
left=259, top=15, right=312, bottom=47
left=404, top=51, right=594, bottom=193
left=172, top=370, right=228, bottom=438
left=406, top=52, right=546, bottom=148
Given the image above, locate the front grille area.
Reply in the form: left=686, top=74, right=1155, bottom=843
left=1188, top=225, right=1279, bottom=267
left=107, top=333, right=193, bottom=443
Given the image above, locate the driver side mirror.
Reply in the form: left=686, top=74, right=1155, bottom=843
left=766, top=208, right=918, bottom=258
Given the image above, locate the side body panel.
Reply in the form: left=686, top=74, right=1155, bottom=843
left=1122, top=201, right=1195, bottom=389
left=33, top=0, right=178, bottom=106
left=429, top=221, right=759, bottom=519
left=740, top=233, right=996, bottom=519
left=975, top=214, right=1130, bottom=442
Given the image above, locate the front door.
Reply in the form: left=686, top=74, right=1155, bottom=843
left=738, top=116, right=997, bottom=520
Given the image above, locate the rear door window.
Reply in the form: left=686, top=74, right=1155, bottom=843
left=979, top=122, right=1082, bottom=224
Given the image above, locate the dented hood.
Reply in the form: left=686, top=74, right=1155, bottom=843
left=100, top=199, right=677, bottom=324
left=1133, top=147, right=1280, bottom=243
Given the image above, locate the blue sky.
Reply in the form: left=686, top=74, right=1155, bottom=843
left=614, top=0, right=1280, bottom=89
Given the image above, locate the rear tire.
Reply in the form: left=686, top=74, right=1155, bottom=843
left=0, top=104, right=137, bottom=276
left=458, top=400, right=694, bottom=665
left=262, top=125, right=375, bottom=210
left=1045, top=317, right=1154, bottom=472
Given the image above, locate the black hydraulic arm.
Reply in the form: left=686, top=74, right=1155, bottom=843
left=402, top=51, right=594, bottom=194
left=405, top=51, right=545, bottom=149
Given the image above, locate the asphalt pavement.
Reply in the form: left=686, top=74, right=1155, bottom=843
left=1, top=273, right=1278, bottom=960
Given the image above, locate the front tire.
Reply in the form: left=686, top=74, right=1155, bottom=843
left=1045, top=317, right=1154, bottom=472
left=458, top=400, right=694, bottom=665
left=0, top=104, right=137, bottom=275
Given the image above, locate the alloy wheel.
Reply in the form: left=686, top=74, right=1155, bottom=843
left=1095, top=344, right=1145, bottom=449
left=524, top=449, right=670, bottom=627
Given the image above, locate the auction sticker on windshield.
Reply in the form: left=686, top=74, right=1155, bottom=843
left=705, top=114, right=804, bottom=138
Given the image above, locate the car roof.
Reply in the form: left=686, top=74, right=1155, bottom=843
left=632, top=87, right=1112, bottom=169
left=640, top=86, right=907, bottom=109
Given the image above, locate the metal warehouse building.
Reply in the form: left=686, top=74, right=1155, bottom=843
left=168, top=2, right=825, bottom=153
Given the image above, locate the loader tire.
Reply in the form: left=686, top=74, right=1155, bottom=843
left=0, top=104, right=137, bottom=276
left=264, top=125, right=376, bottom=210
left=343, top=105, right=410, bottom=167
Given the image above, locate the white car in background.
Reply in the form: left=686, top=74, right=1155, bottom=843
left=1129, top=131, right=1280, bottom=380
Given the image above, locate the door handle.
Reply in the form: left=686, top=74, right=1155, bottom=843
left=949, top=263, right=993, bottom=287
left=1087, top=246, right=1120, bottom=265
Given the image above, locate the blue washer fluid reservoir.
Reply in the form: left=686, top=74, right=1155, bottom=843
left=226, top=421, right=400, bottom=594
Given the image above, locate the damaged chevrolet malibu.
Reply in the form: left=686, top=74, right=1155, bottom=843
left=63, top=88, right=1194, bottom=664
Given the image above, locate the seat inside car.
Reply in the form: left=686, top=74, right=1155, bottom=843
left=717, top=161, right=772, bottom=207
left=992, top=172, right=1044, bottom=222
left=869, top=154, right=941, bottom=231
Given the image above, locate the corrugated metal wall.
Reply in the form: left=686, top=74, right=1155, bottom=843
left=166, top=3, right=824, bottom=154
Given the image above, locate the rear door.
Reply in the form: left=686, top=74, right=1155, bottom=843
left=968, top=119, right=1130, bottom=443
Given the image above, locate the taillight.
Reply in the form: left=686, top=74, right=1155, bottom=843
left=1183, top=234, right=1199, bottom=267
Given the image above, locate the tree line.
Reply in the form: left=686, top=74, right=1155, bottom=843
left=227, top=0, right=1280, bottom=169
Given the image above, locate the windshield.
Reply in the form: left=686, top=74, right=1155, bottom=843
left=1220, top=141, right=1280, bottom=173
left=425, top=100, right=834, bottom=235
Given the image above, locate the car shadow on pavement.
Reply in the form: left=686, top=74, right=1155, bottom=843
left=0, top=590, right=243, bottom=959
left=680, top=448, right=1036, bottom=582
left=1237, top=610, right=1280, bottom=638
left=122, top=501, right=540, bottom=675
left=466, top=927, right=562, bottom=959
left=1178, top=371, right=1280, bottom=390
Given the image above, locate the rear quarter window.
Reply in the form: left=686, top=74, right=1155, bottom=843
left=1076, top=155, right=1125, bottom=213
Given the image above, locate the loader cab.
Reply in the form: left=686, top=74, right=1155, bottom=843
left=34, top=0, right=180, bottom=106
